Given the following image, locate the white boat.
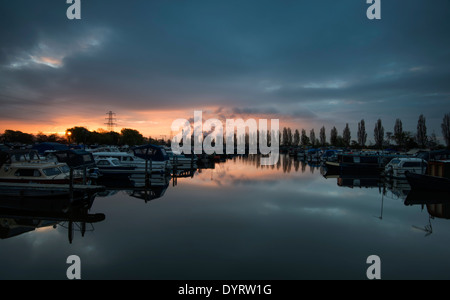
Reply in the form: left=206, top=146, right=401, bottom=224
left=0, top=150, right=104, bottom=198
left=164, top=147, right=197, bottom=170
left=92, top=152, right=168, bottom=174
left=0, top=150, right=81, bottom=185
left=384, top=157, right=428, bottom=179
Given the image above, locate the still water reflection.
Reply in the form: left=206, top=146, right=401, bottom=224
left=1, top=155, right=449, bottom=280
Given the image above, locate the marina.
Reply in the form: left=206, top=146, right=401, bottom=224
left=2, top=0, right=450, bottom=282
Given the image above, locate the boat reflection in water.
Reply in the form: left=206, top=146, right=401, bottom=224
left=126, top=184, right=169, bottom=203
left=97, top=172, right=171, bottom=204
left=337, top=175, right=383, bottom=189
left=0, top=193, right=105, bottom=244
left=405, top=189, right=450, bottom=236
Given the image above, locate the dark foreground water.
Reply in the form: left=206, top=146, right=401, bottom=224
left=1, top=155, right=449, bottom=280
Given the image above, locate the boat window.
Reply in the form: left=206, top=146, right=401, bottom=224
left=111, top=159, right=121, bottom=166
left=390, top=159, right=401, bottom=165
left=43, top=167, right=62, bottom=176
left=15, top=169, right=42, bottom=177
left=96, top=160, right=111, bottom=166
left=403, top=162, right=426, bottom=168
left=82, top=154, right=94, bottom=163
left=134, top=149, right=146, bottom=155
left=59, top=165, right=71, bottom=174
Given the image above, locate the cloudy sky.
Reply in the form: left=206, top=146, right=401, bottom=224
left=0, top=0, right=449, bottom=142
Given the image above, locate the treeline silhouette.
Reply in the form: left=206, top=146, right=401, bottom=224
left=280, top=113, right=450, bottom=150
left=1, top=113, right=449, bottom=150
left=0, top=127, right=165, bottom=146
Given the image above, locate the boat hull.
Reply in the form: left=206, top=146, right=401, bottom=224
left=405, top=172, right=450, bottom=193
left=0, top=183, right=104, bottom=198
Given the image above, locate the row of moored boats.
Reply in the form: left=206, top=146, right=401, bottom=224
left=0, top=144, right=199, bottom=197
left=293, top=148, right=450, bottom=192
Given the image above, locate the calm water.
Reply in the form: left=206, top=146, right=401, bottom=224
left=1, top=155, right=449, bottom=280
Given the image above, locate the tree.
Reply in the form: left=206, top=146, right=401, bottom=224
left=320, top=126, right=326, bottom=146
left=394, top=119, right=403, bottom=146
left=301, top=129, right=310, bottom=147
left=293, top=129, right=300, bottom=147
left=357, top=120, right=367, bottom=147
left=403, top=131, right=418, bottom=149
left=343, top=124, right=351, bottom=147
left=67, top=127, right=91, bottom=145
left=429, top=132, right=438, bottom=149
left=330, top=127, right=338, bottom=147
left=287, top=127, right=293, bottom=146
left=282, top=127, right=289, bottom=146
left=310, top=129, right=316, bottom=147
left=36, top=132, right=48, bottom=143
left=107, top=131, right=121, bottom=145
left=442, top=113, right=450, bottom=148
left=386, top=132, right=393, bottom=144
left=374, top=119, right=384, bottom=149
left=416, top=114, right=428, bottom=148
left=2, top=130, right=34, bottom=144
left=121, top=128, right=145, bottom=146
left=336, top=136, right=345, bottom=148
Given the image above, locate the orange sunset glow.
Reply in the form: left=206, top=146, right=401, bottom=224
left=0, top=107, right=302, bottom=139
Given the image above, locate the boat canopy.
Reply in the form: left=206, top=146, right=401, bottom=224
left=32, top=143, right=69, bottom=155
left=416, top=150, right=450, bottom=161
left=323, top=150, right=338, bottom=157
left=0, top=150, right=41, bottom=166
left=51, top=150, right=96, bottom=168
left=132, top=144, right=169, bottom=162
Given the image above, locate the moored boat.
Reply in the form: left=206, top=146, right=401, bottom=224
left=164, top=147, right=197, bottom=170
left=93, top=151, right=168, bottom=174
left=326, top=153, right=388, bottom=175
left=0, top=150, right=81, bottom=185
left=405, top=172, right=450, bottom=193
left=405, top=160, right=450, bottom=193
left=384, top=157, right=427, bottom=179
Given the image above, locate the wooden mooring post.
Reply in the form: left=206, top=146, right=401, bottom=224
left=83, top=167, right=87, bottom=185
left=69, top=168, right=74, bottom=202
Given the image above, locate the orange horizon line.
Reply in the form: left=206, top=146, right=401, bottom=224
left=0, top=127, right=172, bottom=138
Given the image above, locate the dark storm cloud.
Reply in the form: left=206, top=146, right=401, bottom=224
left=0, top=0, right=449, bottom=131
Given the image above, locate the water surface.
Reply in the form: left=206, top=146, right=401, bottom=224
left=0, top=155, right=449, bottom=280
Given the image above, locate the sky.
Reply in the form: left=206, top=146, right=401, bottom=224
left=0, top=0, right=449, bottom=143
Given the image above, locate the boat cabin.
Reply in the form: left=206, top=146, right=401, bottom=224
left=384, top=158, right=427, bottom=179
left=132, top=145, right=170, bottom=162
left=48, top=150, right=96, bottom=169
left=95, top=158, right=122, bottom=168
left=0, top=161, right=73, bottom=184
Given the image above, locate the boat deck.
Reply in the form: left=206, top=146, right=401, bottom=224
left=0, top=182, right=105, bottom=192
